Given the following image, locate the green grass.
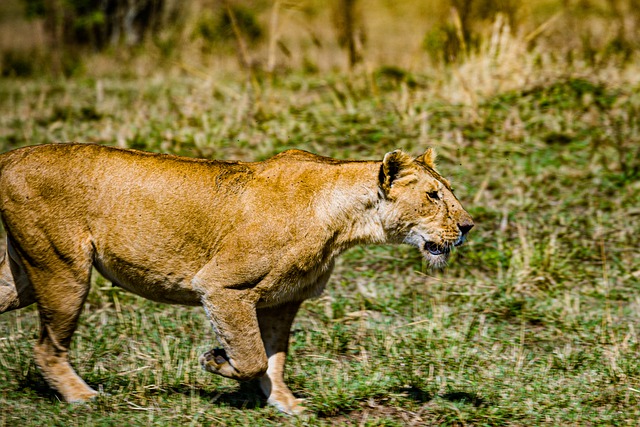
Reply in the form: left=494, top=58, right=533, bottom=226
left=0, top=71, right=639, bottom=426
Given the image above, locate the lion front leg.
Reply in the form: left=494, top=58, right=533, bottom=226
left=199, top=291, right=268, bottom=381
left=257, top=301, right=305, bottom=415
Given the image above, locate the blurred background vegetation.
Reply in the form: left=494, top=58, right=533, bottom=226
left=1, top=0, right=640, bottom=78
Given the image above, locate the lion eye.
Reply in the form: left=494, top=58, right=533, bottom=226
left=427, top=191, right=440, bottom=200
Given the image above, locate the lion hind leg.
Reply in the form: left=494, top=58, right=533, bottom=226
left=0, top=238, right=35, bottom=313
left=25, top=257, right=97, bottom=402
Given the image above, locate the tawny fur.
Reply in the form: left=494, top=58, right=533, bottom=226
left=0, top=143, right=472, bottom=415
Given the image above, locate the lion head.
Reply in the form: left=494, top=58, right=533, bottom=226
left=378, top=148, right=474, bottom=268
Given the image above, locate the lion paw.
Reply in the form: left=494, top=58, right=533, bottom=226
left=269, top=395, right=307, bottom=415
left=287, top=398, right=307, bottom=415
left=199, top=348, right=230, bottom=374
left=65, top=388, right=99, bottom=404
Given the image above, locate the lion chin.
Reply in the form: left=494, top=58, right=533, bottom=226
left=402, top=232, right=460, bottom=269
left=421, top=241, right=453, bottom=269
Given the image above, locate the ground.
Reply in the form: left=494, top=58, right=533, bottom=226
left=0, top=73, right=638, bottom=426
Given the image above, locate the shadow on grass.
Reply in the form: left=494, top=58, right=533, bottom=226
left=15, top=367, right=269, bottom=411
left=441, top=390, right=486, bottom=407
left=402, top=385, right=432, bottom=404
left=316, top=385, right=433, bottom=418
left=16, top=369, right=61, bottom=401
left=167, top=381, right=269, bottom=410
left=15, top=369, right=484, bottom=415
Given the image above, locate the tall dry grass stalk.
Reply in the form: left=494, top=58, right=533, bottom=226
left=442, top=13, right=532, bottom=105
left=434, top=10, right=639, bottom=106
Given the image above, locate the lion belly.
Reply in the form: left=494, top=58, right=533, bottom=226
left=93, top=255, right=202, bottom=306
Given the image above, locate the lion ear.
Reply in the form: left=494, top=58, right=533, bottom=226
left=379, top=149, right=414, bottom=192
left=416, top=148, right=437, bottom=169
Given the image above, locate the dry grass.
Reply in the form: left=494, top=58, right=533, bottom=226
left=0, top=1, right=639, bottom=425
left=0, top=66, right=639, bottom=425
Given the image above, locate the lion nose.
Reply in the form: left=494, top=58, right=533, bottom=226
left=458, top=221, right=474, bottom=235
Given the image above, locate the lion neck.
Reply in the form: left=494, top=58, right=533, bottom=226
left=315, top=161, right=388, bottom=254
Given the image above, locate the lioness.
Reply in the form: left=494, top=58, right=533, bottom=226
left=0, top=143, right=472, bottom=414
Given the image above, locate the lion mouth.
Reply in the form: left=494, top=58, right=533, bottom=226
left=424, top=241, right=451, bottom=256
left=454, top=235, right=467, bottom=247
